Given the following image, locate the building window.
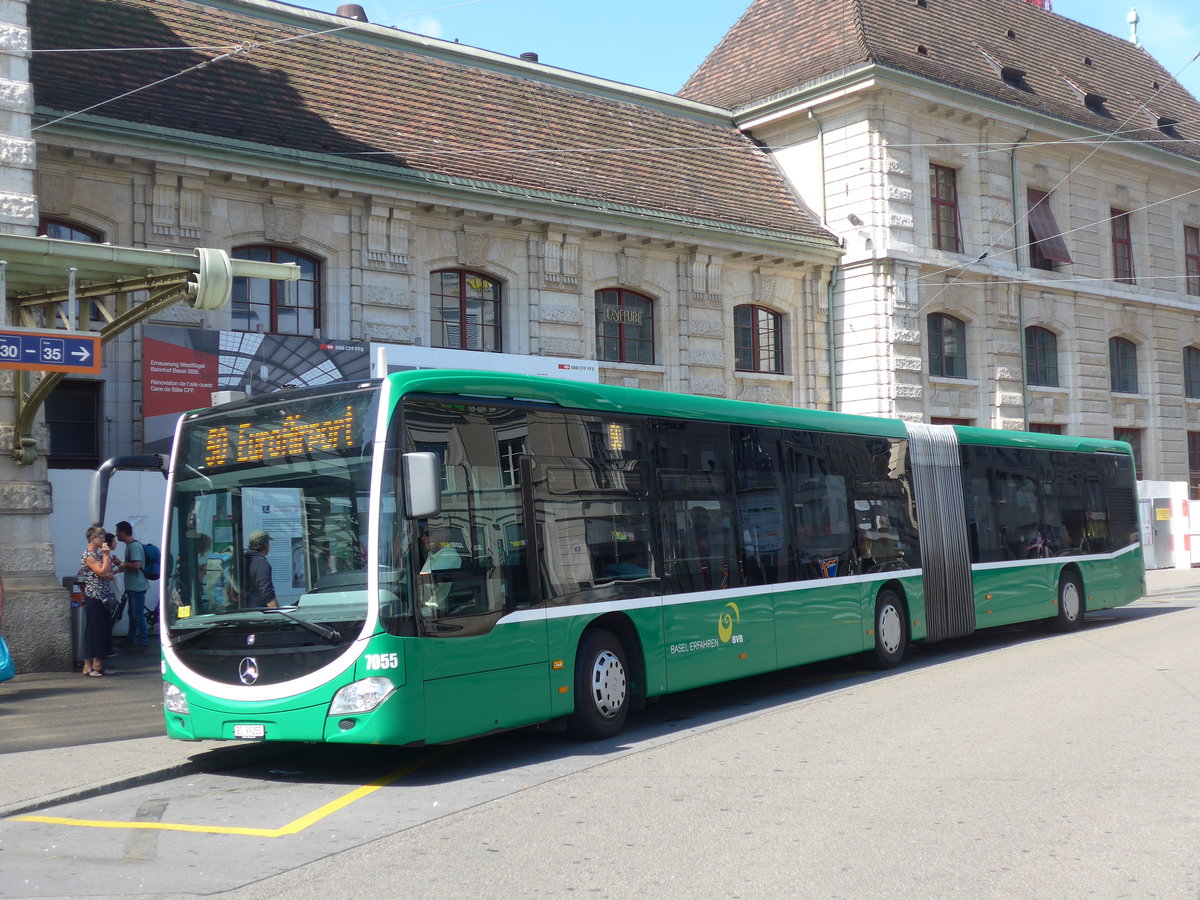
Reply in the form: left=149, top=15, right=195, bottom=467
left=930, top=164, right=962, bottom=252
left=1186, top=226, right=1200, bottom=297
left=1029, top=423, right=1064, bottom=434
left=45, top=379, right=101, bottom=469
left=1186, top=347, right=1200, bottom=399
left=1027, top=189, right=1072, bottom=270
left=39, top=219, right=107, bottom=323
left=928, top=313, right=967, bottom=378
left=596, top=289, right=654, bottom=364
left=1111, top=208, right=1135, bottom=284
left=1024, top=326, right=1059, bottom=387
left=232, top=247, right=321, bottom=336
left=430, top=269, right=502, bottom=352
left=931, top=417, right=973, bottom=426
left=1109, top=337, right=1138, bottom=394
left=734, top=305, right=783, bottom=373
left=1113, top=427, right=1143, bottom=479
left=498, top=437, right=524, bottom=488
left=1189, top=432, right=1200, bottom=499
left=39, top=218, right=102, bottom=243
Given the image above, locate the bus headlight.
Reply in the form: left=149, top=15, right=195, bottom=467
left=329, top=677, right=396, bottom=715
left=164, top=682, right=190, bottom=714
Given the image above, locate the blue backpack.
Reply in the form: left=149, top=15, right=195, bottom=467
left=141, top=542, right=162, bottom=580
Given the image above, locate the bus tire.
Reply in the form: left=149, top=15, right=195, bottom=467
left=566, top=628, right=629, bottom=740
left=871, top=589, right=907, bottom=669
left=1055, top=571, right=1084, bottom=631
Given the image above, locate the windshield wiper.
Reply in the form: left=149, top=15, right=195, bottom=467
left=262, top=607, right=341, bottom=643
left=171, top=610, right=341, bottom=645
left=170, top=621, right=240, bottom=648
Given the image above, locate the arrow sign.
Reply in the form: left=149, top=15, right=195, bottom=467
left=0, top=327, right=102, bottom=374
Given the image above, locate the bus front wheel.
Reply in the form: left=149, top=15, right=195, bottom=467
left=567, top=628, right=629, bottom=740
left=1055, top=572, right=1084, bottom=631
left=872, top=589, right=907, bottom=669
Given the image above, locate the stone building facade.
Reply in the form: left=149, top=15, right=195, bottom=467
left=682, top=0, right=1200, bottom=490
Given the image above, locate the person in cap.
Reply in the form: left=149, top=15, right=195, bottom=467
left=244, top=530, right=278, bottom=608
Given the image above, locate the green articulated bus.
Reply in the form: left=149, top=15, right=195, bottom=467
left=159, top=370, right=1144, bottom=745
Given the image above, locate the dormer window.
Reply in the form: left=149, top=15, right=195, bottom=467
left=1001, top=65, right=1028, bottom=90
left=1084, top=92, right=1108, bottom=114
left=1062, top=74, right=1110, bottom=115
left=979, top=46, right=1030, bottom=91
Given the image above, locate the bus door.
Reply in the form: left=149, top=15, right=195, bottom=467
left=655, top=420, right=778, bottom=691
left=406, top=402, right=549, bottom=744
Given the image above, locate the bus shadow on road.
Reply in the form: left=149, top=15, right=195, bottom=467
left=199, top=602, right=1194, bottom=793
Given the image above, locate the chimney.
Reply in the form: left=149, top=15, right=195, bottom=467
left=336, top=4, right=368, bottom=21
left=520, top=52, right=539, bottom=63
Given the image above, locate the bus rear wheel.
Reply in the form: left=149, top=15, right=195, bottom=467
left=1055, top=572, right=1084, bottom=631
left=567, top=628, right=629, bottom=740
left=872, top=589, right=907, bottom=669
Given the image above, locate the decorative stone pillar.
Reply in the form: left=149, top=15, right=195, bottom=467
left=0, top=0, right=74, bottom=671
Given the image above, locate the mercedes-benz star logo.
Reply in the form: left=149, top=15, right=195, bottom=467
left=238, top=657, right=259, bottom=685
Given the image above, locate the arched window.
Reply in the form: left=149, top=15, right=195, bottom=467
left=1024, top=326, right=1059, bottom=387
left=734, top=304, right=783, bottom=373
left=1109, top=337, right=1139, bottom=394
left=596, top=289, right=654, bottom=364
left=39, top=219, right=106, bottom=324
left=928, top=313, right=967, bottom=378
left=1185, top=346, right=1200, bottom=399
left=232, top=246, right=321, bottom=336
left=430, top=269, right=502, bottom=352
left=38, top=218, right=102, bottom=243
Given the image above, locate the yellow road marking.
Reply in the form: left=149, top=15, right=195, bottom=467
left=16, top=751, right=444, bottom=837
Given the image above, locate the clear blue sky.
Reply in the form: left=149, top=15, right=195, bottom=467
left=356, top=0, right=1200, bottom=100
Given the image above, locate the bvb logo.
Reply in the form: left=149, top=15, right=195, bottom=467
left=717, top=602, right=740, bottom=643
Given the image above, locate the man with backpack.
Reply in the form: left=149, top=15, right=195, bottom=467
left=115, top=521, right=151, bottom=651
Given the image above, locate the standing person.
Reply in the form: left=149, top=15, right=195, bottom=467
left=104, top=533, right=122, bottom=658
left=244, top=530, right=278, bottom=608
left=115, top=521, right=149, bottom=651
left=80, top=526, right=115, bottom=677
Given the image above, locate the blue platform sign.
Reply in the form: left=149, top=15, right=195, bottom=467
left=0, top=327, right=102, bottom=374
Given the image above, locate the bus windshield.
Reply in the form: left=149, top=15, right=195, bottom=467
left=164, top=385, right=378, bottom=675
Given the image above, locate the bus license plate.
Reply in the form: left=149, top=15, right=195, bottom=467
left=233, top=724, right=266, bottom=739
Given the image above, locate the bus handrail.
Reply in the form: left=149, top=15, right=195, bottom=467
left=90, top=454, right=168, bottom=526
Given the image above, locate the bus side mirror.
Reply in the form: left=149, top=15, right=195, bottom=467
left=402, top=452, right=442, bottom=519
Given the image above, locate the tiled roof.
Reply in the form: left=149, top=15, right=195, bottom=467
left=681, top=0, right=1200, bottom=163
left=27, top=0, right=837, bottom=248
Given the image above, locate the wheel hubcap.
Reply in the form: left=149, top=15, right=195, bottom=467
left=878, top=604, right=902, bottom=654
left=1061, top=581, right=1080, bottom=621
left=590, top=649, right=627, bottom=719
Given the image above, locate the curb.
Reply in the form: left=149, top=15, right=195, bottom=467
left=0, top=742, right=288, bottom=819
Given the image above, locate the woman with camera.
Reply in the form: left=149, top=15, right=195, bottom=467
left=79, top=525, right=116, bottom=677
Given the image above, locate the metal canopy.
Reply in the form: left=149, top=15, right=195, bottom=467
left=0, top=233, right=300, bottom=464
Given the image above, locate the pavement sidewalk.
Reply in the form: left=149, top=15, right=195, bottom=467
left=2, top=566, right=1198, bottom=819
left=0, top=636, right=283, bottom=817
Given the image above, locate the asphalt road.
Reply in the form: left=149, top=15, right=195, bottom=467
left=3, top=598, right=1198, bottom=898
